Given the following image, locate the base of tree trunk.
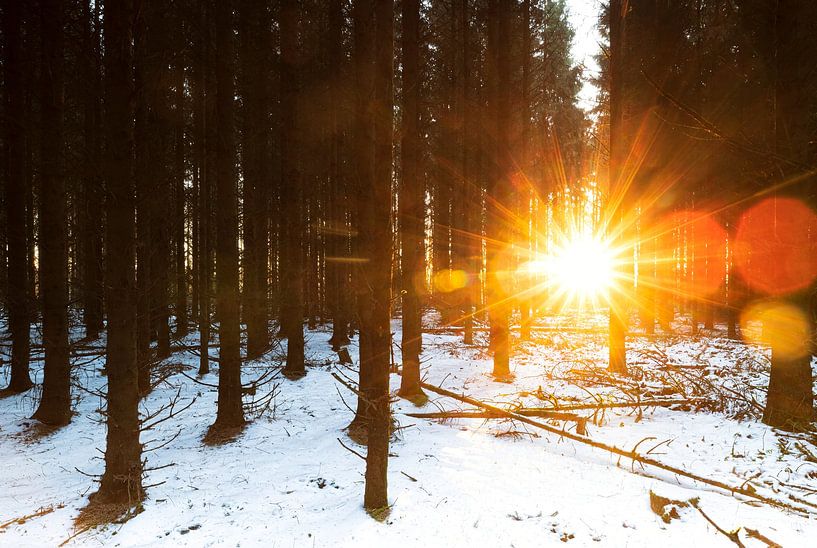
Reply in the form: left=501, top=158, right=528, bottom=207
left=282, top=368, right=307, bottom=380
left=2, top=377, right=33, bottom=394
left=491, top=371, right=515, bottom=383
left=396, top=386, right=427, bottom=406
left=346, top=417, right=369, bottom=445
left=32, top=404, right=72, bottom=427
left=75, top=500, right=142, bottom=532
left=203, top=420, right=246, bottom=445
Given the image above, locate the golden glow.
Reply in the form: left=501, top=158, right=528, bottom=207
left=740, top=301, right=811, bottom=359
left=433, top=269, right=469, bottom=293
left=523, top=233, right=616, bottom=304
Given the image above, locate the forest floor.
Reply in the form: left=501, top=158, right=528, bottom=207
left=1, top=312, right=817, bottom=547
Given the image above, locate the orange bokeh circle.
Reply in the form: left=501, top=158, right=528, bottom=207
left=734, top=197, right=817, bottom=296
left=657, top=210, right=727, bottom=297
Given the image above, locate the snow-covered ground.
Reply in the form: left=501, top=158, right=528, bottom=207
left=1, top=313, right=817, bottom=547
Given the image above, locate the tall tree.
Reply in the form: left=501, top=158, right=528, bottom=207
left=360, top=0, right=394, bottom=513
left=94, top=0, right=144, bottom=505
left=33, top=0, right=71, bottom=426
left=211, top=0, right=245, bottom=431
left=607, top=0, right=629, bottom=375
left=2, top=0, right=33, bottom=393
left=239, top=0, right=271, bottom=359
left=134, top=4, right=153, bottom=393
left=486, top=0, right=512, bottom=379
left=80, top=0, right=104, bottom=340
left=326, top=0, right=352, bottom=352
left=173, top=43, right=188, bottom=338
left=762, top=0, right=816, bottom=430
left=398, top=0, right=424, bottom=400
left=280, top=0, right=306, bottom=378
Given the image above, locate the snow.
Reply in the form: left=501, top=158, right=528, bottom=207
left=1, top=313, right=816, bottom=547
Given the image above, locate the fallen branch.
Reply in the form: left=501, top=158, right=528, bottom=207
left=417, top=379, right=817, bottom=516
left=404, top=409, right=588, bottom=435
left=744, top=528, right=782, bottom=548
left=691, top=500, right=745, bottom=547
left=0, top=505, right=57, bottom=529
left=525, top=398, right=704, bottom=412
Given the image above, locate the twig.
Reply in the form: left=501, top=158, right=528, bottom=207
left=337, top=437, right=366, bottom=460
left=691, top=501, right=745, bottom=547
left=744, top=528, right=782, bottom=548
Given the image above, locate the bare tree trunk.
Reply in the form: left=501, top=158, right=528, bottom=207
left=197, top=5, right=212, bottom=376
left=134, top=11, right=153, bottom=393
left=239, top=0, right=271, bottom=358
left=33, top=0, right=71, bottom=426
left=518, top=0, right=532, bottom=341
left=361, top=0, right=393, bottom=513
left=350, top=0, right=375, bottom=430
left=174, top=52, right=188, bottom=338
left=280, top=0, right=306, bottom=378
left=460, top=0, right=475, bottom=346
left=95, top=0, right=144, bottom=504
left=211, top=0, right=245, bottom=430
left=486, top=0, right=511, bottom=378
left=398, top=0, right=424, bottom=400
left=80, top=0, right=104, bottom=340
left=2, top=0, right=33, bottom=393
left=608, top=0, right=629, bottom=375
left=763, top=0, right=815, bottom=431
left=326, top=0, right=351, bottom=352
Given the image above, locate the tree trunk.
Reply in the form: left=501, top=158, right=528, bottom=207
left=134, top=11, right=153, bottom=394
left=33, top=0, right=71, bottom=426
left=398, top=0, right=424, bottom=400
left=762, top=0, right=815, bottom=431
left=608, top=0, right=628, bottom=375
left=239, top=0, right=271, bottom=358
left=486, top=0, right=511, bottom=379
left=2, top=0, right=33, bottom=393
left=173, top=52, right=188, bottom=338
left=326, top=0, right=351, bottom=352
left=197, top=5, right=212, bottom=377
left=80, top=0, right=104, bottom=340
left=146, top=4, right=172, bottom=360
left=211, top=0, right=245, bottom=430
left=95, top=0, right=144, bottom=504
left=361, top=0, right=393, bottom=513
left=518, top=0, right=532, bottom=342
left=280, top=0, right=306, bottom=378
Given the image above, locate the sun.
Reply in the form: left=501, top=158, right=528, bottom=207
left=522, top=233, right=616, bottom=305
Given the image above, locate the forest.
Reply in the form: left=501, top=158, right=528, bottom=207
left=1, top=0, right=816, bottom=546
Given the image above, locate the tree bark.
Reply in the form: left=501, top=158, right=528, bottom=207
left=398, top=0, right=424, bottom=400
left=80, top=0, right=104, bottom=340
left=280, top=0, right=306, bottom=378
left=486, top=0, right=511, bottom=378
left=96, top=0, right=144, bottom=504
left=33, top=0, right=71, bottom=426
left=2, top=0, right=33, bottom=393
left=134, top=9, right=153, bottom=394
left=608, top=0, right=629, bottom=375
left=362, top=0, right=394, bottom=513
left=197, top=5, right=212, bottom=376
left=173, top=50, right=188, bottom=338
left=762, top=0, right=815, bottom=431
left=212, top=0, right=245, bottom=430
left=326, top=0, right=351, bottom=352
left=239, top=0, right=271, bottom=358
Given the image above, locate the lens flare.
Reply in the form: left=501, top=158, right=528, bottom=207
left=433, top=269, right=469, bottom=293
left=735, top=197, right=817, bottom=296
left=740, top=300, right=811, bottom=359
